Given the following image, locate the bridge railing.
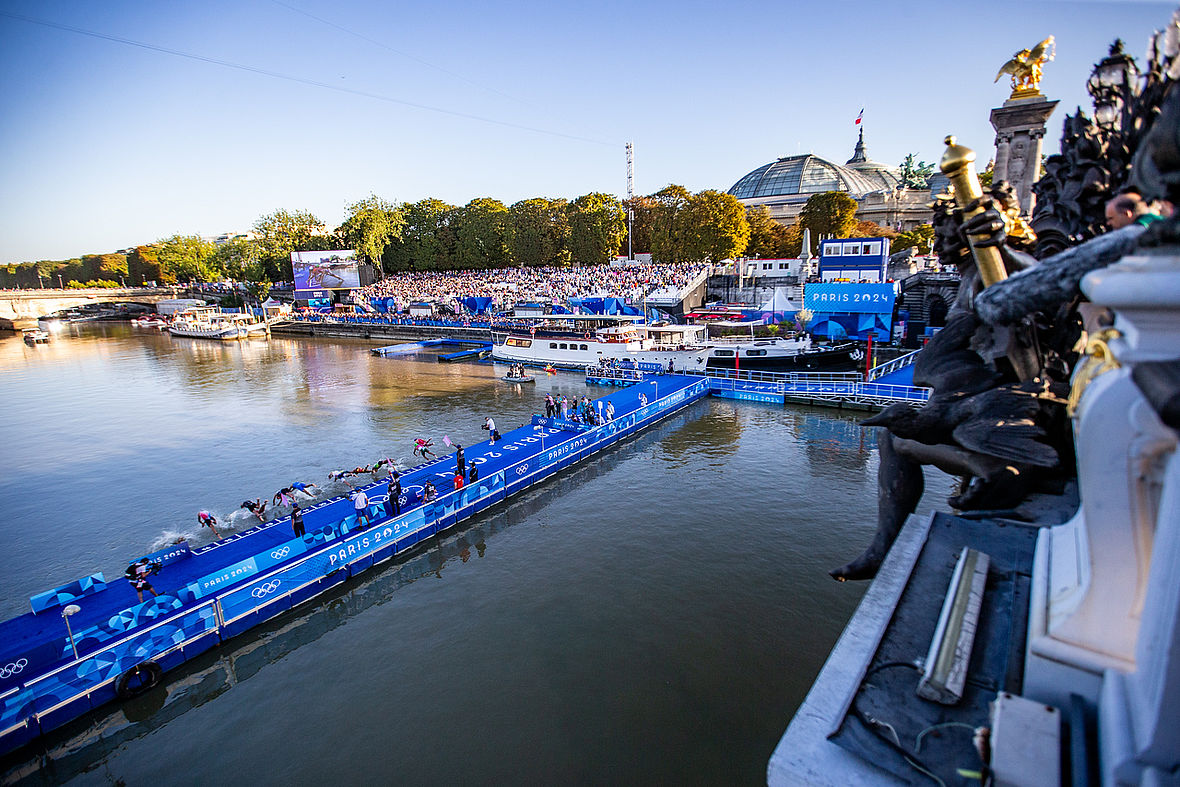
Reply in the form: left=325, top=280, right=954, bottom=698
left=690, top=367, right=863, bottom=385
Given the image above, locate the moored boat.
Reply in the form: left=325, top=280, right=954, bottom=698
left=167, top=308, right=268, bottom=340
left=491, top=315, right=860, bottom=372
left=132, top=315, right=169, bottom=329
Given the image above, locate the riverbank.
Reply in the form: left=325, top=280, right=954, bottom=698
left=269, top=319, right=489, bottom=342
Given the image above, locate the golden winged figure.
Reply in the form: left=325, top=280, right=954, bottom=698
left=995, top=35, right=1055, bottom=96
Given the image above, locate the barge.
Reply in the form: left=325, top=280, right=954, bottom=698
left=0, top=374, right=708, bottom=756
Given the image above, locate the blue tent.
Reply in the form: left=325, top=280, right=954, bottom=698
left=460, top=297, right=494, bottom=315
left=570, top=297, right=606, bottom=314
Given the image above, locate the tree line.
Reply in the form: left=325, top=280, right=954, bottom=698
left=0, top=188, right=934, bottom=290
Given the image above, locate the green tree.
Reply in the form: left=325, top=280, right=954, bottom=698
left=978, top=159, right=995, bottom=189
left=648, top=185, right=692, bottom=264
left=567, top=193, right=626, bottom=266
left=391, top=198, right=457, bottom=271
left=891, top=224, right=935, bottom=255
left=744, top=206, right=792, bottom=259
left=81, top=253, right=128, bottom=284
left=253, top=209, right=332, bottom=281
left=799, top=191, right=859, bottom=255
left=620, top=195, right=657, bottom=257
left=683, top=189, right=749, bottom=262
left=781, top=221, right=804, bottom=258
left=454, top=198, right=511, bottom=270
left=156, top=235, right=217, bottom=282
left=337, top=195, right=405, bottom=274
left=509, top=198, right=570, bottom=267
left=127, top=245, right=163, bottom=285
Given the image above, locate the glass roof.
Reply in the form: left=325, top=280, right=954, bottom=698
left=728, top=154, right=894, bottom=199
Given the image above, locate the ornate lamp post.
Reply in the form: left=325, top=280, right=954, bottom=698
left=1087, top=40, right=1140, bottom=130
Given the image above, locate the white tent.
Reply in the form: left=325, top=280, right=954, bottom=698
left=759, top=287, right=800, bottom=313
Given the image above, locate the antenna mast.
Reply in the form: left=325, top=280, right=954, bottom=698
left=626, top=141, right=634, bottom=261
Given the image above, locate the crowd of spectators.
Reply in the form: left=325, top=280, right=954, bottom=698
left=348, top=262, right=710, bottom=313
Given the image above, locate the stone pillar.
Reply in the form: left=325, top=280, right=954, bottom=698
left=993, top=131, right=1012, bottom=183
left=989, top=96, right=1058, bottom=216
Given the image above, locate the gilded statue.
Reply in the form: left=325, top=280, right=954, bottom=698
left=995, top=36, right=1055, bottom=97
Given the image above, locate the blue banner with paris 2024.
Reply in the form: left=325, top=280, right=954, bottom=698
left=803, top=282, right=896, bottom=314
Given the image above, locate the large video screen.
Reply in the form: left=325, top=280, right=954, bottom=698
left=292, top=250, right=360, bottom=291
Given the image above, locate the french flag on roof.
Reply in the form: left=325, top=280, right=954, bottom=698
left=855, top=108, right=864, bottom=125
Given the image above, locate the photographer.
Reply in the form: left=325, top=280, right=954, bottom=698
left=124, top=558, right=162, bottom=604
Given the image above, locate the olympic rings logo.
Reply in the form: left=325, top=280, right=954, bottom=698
left=515, top=465, right=528, bottom=476
left=251, top=580, right=282, bottom=598
left=270, top=547, right=290, bottom=560
left=0, top=659, right=28, bottom=679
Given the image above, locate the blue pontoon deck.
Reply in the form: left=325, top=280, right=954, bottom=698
left=0, top=374, right=708, bottom=755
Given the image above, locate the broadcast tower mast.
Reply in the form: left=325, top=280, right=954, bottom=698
left=626, top=141, right=634, bottom=261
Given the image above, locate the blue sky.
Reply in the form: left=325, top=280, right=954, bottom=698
left=0, top=0, right=1173, bottom=264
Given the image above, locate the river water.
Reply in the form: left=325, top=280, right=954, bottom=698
left=0, top=324, right=952, bottom=785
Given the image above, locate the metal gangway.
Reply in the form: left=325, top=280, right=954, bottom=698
left=585, top=364, right=930, bottom=408
left=679, top=367, right=930, bottom=409
left=866, top=348, right=922, bottom=382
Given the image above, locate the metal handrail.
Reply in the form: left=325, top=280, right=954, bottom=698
left=867, top=349, right=922, bottom=381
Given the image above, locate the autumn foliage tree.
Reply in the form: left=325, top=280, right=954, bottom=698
left=799, top=191, right=859, bottom=255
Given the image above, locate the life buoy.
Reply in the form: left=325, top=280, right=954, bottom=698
left=115, top=660, right=163, bottom=699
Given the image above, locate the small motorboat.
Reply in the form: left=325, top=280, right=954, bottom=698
left=501, top=375, right=535, bottom=383
left=23, top=328, right=51, bottom=345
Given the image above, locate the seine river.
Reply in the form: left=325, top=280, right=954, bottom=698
left=0, top=324, right=951, bottom=785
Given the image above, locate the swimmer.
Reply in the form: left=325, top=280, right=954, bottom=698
left=272, top=487, right=295, bottom=508
left=413, top=438, right=436, bottom=460
left=197, top=510, right=222, bottom=539
left=289, top=480, right=321, bottom=499
left=240, top=498, right=268, bottom=521
left=329, top=466, right=372, bottom=481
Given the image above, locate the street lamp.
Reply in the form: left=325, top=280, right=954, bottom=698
left=1087, top=39, right=1139, bottom=129
left=62, top=604, right=81, bottom=660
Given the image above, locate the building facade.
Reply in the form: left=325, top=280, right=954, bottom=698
left=727, top=130, right=940, bottom=231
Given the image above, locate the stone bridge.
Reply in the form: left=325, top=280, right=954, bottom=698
left=0, top=288, right=184, bottom=330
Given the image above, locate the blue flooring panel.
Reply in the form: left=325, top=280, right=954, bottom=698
left=0, top=374, right=708, bottom=755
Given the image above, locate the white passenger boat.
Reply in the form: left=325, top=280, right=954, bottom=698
left=22, top=328, right=50, bottom=344
left=491, top=315, right=860, bottom=372
left=168, top=308, right=268, bottom=340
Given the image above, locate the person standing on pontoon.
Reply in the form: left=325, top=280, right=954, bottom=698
left=350, top=488, right=370, bottom=530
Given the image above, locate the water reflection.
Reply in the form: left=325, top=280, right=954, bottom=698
left=0, top=409, right=700, bottom=785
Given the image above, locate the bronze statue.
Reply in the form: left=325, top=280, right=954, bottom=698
left=995, top=36, right=1055, bottom=97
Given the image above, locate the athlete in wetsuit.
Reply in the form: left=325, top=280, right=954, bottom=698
left=197, top=510, right=222, bottom=539
left=240, top=498, right=268, bottom=521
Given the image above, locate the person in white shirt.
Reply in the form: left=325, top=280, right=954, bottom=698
left=351, top=488, right=370, bottom=530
